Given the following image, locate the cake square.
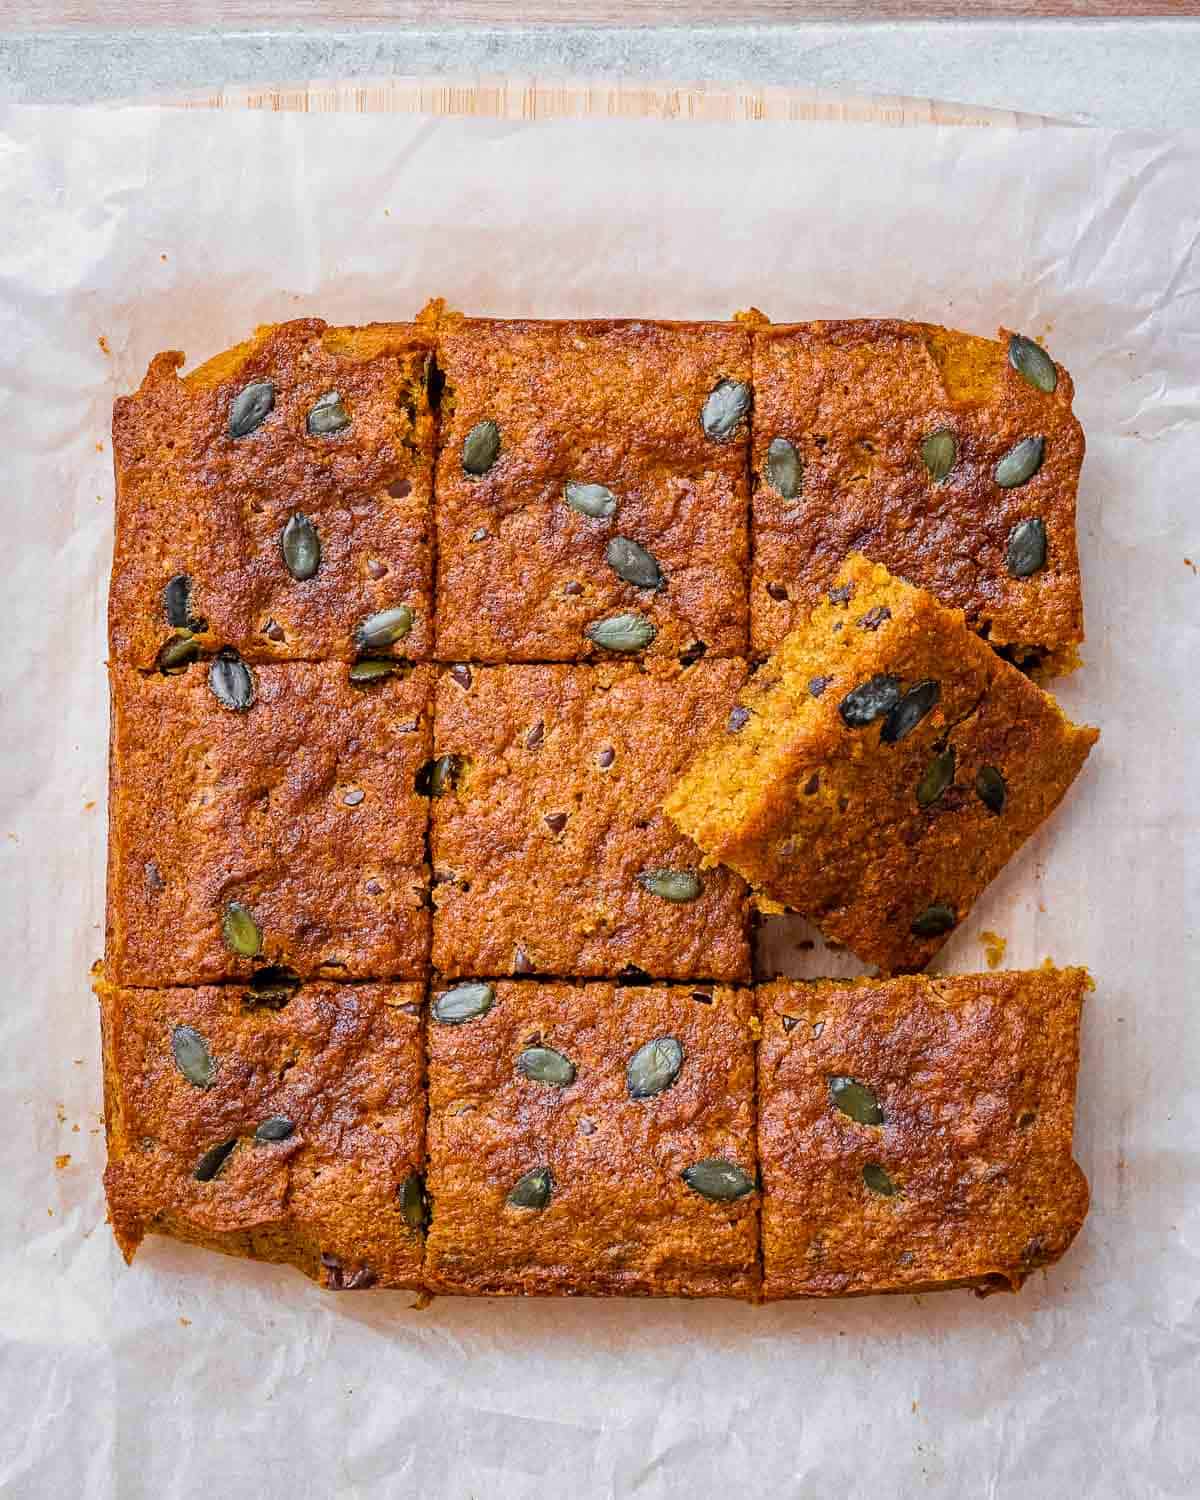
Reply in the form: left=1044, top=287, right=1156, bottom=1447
left=751, top=321, right=1085, bottom=670
left=433, top=318, right=751, bottom=662
left=424, top=979, right=759, bottom=1297
left=756, top=968, right=1090, bottom=1298
left=106, top=660, right=433, bottom=984
left=97, top=975, right=428, bottom=1290
left=110, top=319, right=435, bottom=667
left=431, top=659, right=752, bottom=981
left=665, top=554, right=1097, bottom=973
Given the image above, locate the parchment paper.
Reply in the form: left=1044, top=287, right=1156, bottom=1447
left=1, top=107, right=1197, bottom=1500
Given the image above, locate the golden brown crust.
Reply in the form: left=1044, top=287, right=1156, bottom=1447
left=96, top=973, right=427, bottom=1289
left=756, top=968, right=1090, bottom=1298
left=425, top=980, right=759, bottom=1297
left=431, top=659, right=752, bottom=981
left=751, top=321, right=1084, bottom=665
left=106, top=662, right=433, bottom=984
left=433, top=319, right=751, bottom=661
left=665, top=555, right=1097, bottom=972
left=110, top=319, right=435, bottom=667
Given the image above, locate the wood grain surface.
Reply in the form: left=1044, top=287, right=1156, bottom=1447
left=8, top=1, right=1200, bottom=26
left=176, top=74, right=1054, bottom=127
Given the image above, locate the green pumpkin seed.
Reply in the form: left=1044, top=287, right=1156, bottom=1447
left=208, top=650, right=255, bottom=711
left=921, top=429, right=957, bottom=482
left=171, top=1025, right=215, bottom=1089
left=356, top=606, right=413, bottom=650
left=228, top=381, right=274, bottom=438
left=975, top=765, right=1007, bottom=814
left=585, top=613, right=656, bottom=653
left=626, top=1037, right=684, bottom=1099
left=681, top=1158, right=754, bottom=1202
left=994, top=436, right=1045, bottom=488
left=221, top=900, right=262, bottom=958
left=863, top=1162, right=898, bottom=1196
left=1008, top=334, right=1057, bottom=395
left=517, top=1046, right=576, bottom=1088
left=432, top=981, right=494, bottom=1025
left=700, top=379, right=752, bottom=441
left=254, top=1116, right=294, bottom=1142
left=415, top=754, right=463, bottom=798
left=564, top=481, right=618, bottom=519
left=828, top=1076, right=884, bottom=1125
left=506, top=1166, right=553, bottom=1210
left=244, top=966, right=300, bottom=1008
left=306, top=390, right=350, bottom=436
left=765, top=437, right=803, bottom=498
left=398, top=1171, right=429, bottom=1230
left=1006, top=517, right=1047, bottom=578
left=349, top=657, right=406, bottom=684
left=606, top=537, right=664, bottom=591
left=157, top=631, right=200, bottom=674
left=163, top=573, right=205, bottom=631
left=911, top=902, right=957, bottom=937
left=281, top=512, right=321, bottom=580
left=881, top=679, right=940, bottom=745
left=194, top=1138, right=238, bottom=1182
left=839, top=674, right=902, bottom=728
left=462, top=419, right=500, bottom=476
left=917, top=747, right=956, bottom=807
left=637, top=869, right=702, bottom=903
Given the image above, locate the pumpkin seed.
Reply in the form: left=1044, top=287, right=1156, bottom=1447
left=462, top=419, right=500, bottom=475
left=228, top=380, right=274, bottom=438
left=194, top=1138, right=237, bottom=1182
left=881, top=679, right=940, bottom=744
left=349, top=658, right=405, bottom=684
left=517, top=1046, right=576, bottom=1088
left=863, top=1162, right=898, bottom=1196
left=975, top=765, right=1007, bottom=814
left=221, top=900, right=262, bottom=957
left=765, top=436, right=803, bottom=498
left=432, top=981, right=494, bottom=1025
left=626, top=1037, right=683, bottom=1099
left=564, top=480, right=617, bottom=519
left=306, top=390, right=349, bottom=436
left=1008, top=334, right=1057, bottom=394
left=281, top=512, right=321, bottom=580
left=585, top=613, right=656, bottom=653
left=994, top=436, right=1045, bottom=488
left=356, top=606, right=413, bottom=650
left=506, top=1166, right=553, bottom=1210
left=398, top=1171, right=429, bottom=1230
left=911, top=902, right=957, bottom=937
left=171, top=1025, right=215, bottom=1089
left=415, top=754, right=463, bottom=797
left=254, top=1116, right=294, bottom=1142
left=700, top=379, right=752, bottom=441
left=828, top=1076, right=884, bottom=1125
left=208, top=650, right=255, bottom=711
left=839, top=674, right=902, bottom=728
left=244, top=966, right=300, bottom=1008
left=681, top=1158, right=754, bottom=1202
left=917, top=747, right=956, bottom=807
left=163, top=573, right=204, bottom=631
left=606, top=537, right=664, bottom=591
left=157, top=631, right=200, bottom=674
left=1006, top=517, right=1047, bottom=577
left=637, top=869, right=702, bottom=903
left=921, top=429, right=957, bottom=482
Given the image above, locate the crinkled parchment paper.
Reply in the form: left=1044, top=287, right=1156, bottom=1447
left=1, top=106, right=1197, bottom=1499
